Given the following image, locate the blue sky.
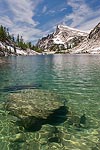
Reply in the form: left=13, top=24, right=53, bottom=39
left=0, top=0, right=100, bottom=43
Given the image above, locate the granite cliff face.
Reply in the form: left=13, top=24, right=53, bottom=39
left=0, top=25, right=39, bottom=56
left=37, top=25, right=88, bottom=53
left=1, top=23, right=100, bottom=55
left=89, top=22, right=100, bottom=40
left=37, top=23, right=100, bottom=54
left=0, top=41, right=39, bottom=56
left=71, top=22, right=100, bottom=54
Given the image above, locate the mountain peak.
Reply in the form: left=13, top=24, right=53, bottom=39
left=37, top=24, right=88, bottom=51
left=56, top=24, right=88, bottom=34
left=36, top=22, right=100, bottom=54
left=37, top=23, right=100, bottom=53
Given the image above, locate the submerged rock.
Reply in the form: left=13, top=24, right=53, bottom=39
left=46, top=106, right=68, bottom=125
left=67, top=112, right=88, bottom=129
left=80, top=114, right=86, bottom=124
left=48, top=136, right=60, bottom=143
left=79, top=114, right=87, bottom=128
left=5, top=89, right=68, bottom=131
left=47, top=127, right=61, bottom=144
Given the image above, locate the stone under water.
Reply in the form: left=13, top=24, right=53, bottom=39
left=5, top=89, right=68, bottom=131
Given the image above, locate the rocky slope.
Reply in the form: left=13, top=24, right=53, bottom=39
left=37, top=25, right=88, bottom=53
left=71, top=22, right=100, bottom=54
left=37, top=22, right=100, bottom=54
left=0, top=41, right=39, bottom=56
left=1, top=23, right=100, bottom=55
left=0, top=25, right=40, bottom=56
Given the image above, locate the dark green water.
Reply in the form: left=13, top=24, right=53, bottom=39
left=0, top=54, right=100, bottom=150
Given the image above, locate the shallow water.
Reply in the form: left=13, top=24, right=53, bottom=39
left=0, top=54, right=100, bottom=150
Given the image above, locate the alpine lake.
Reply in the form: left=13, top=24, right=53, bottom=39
left=0, top=54, right=100, bottom=150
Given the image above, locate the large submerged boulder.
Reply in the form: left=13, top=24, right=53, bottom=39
left=5, top=89, right=68, bottom=131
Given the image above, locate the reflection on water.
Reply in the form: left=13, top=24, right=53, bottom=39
left=0, top=54, right=100, bottom=150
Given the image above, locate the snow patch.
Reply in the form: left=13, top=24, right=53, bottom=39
left=92, top=47, right=100, bottom=51
left=58, top=25, right=88, bottom=34
left=0, top=42, right=5, bottom=49
left=66, top=37, right=74, bottom=41
left=53, top=38, right=64, bottom=44
left=7, top=45, right=14, bottom=52
left=16, top=49, right=27, bottom=55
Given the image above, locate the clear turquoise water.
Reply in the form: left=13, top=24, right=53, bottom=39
left=0, top=54, right=100, bottom=150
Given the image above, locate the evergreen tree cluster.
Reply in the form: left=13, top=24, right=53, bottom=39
left=0, top=25, right=14, bottom=42
left=0, top=25, right=41, bottom=52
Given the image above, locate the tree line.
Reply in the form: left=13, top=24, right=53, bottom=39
left=0, top=25, right=42, bottom=52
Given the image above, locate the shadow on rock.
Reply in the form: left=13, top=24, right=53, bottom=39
left=16, top=116, right=44, bottom=132
left=5, top=89, right=68, bottom=132
left=46, top=106, right=68, bottom=125
left=16, top=106, right=68, bottom=132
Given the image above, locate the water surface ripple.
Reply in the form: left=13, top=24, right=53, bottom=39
left=0, top=54, right=100, bottom=150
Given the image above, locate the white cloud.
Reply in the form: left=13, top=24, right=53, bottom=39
left=10, top=25, right=43, bottom=43
left=77, top=17, right=100, bottom=31
left=0, top=16, right=13, bottom=27
left=47, top=10, right=56, bottom=15
left=42, top=5, right=47, bottom=13
left=6, top=0, right=39, bottom=26
left=0, top=0, right=43, bottom=43
left=60, top=8, right=67, bottom=12
left=63, top=0, right=100, bottom=31
left=0, top=0, right=100, bottom=43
